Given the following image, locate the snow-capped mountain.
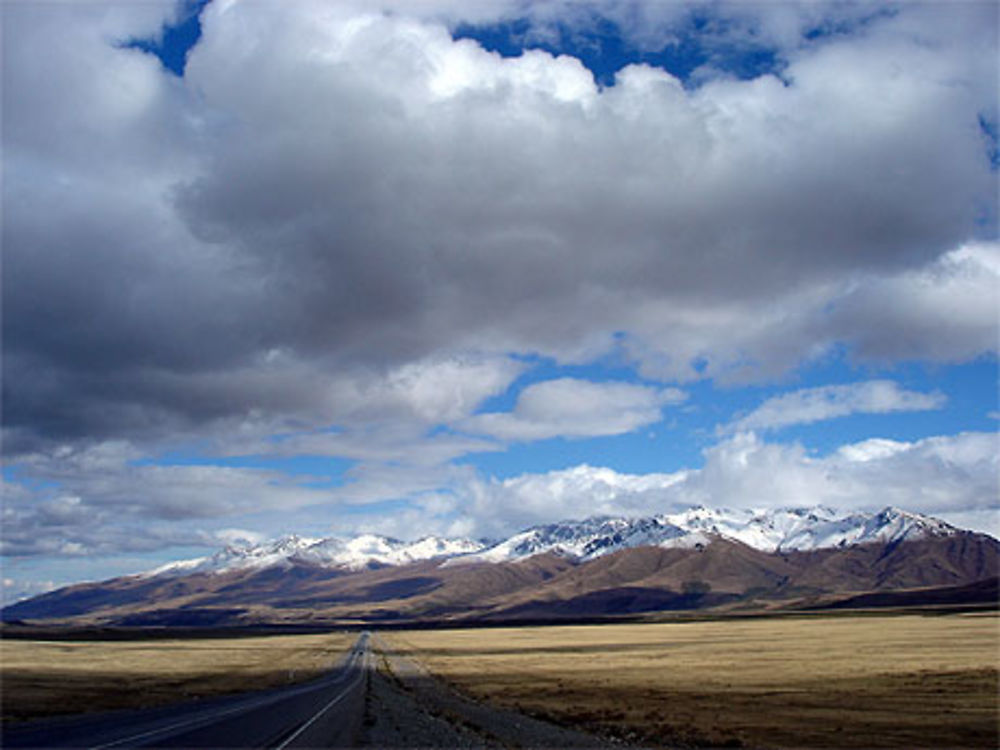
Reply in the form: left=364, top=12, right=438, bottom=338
left=5, top=504, right=992, bottom=626
left=454, top=515, right=702, bottom=565
left=456, top=505, right=958, bottom=565
left=144, top=506, right=960, bottom=578
left=145, top=534, right=485, bottom=578
left=656, top=505, right=958, bottom=554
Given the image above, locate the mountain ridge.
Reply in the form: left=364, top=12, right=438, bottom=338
left=3, top=505, right=995, bottom=626
left=143, top=504, right=962, bottom=579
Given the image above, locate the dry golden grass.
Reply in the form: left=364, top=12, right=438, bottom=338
left=1, top=632, right=355, bottom=722
left=388, top=613, right=1000, bottom=748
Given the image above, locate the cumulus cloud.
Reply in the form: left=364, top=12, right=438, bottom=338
left=691, top=431, right=999, bottom=529
left=12, top=445, right=328, bottom=519
left=454, top=431, right=998, bottom=538
left=461, top=378, right=685, bottom=441
left=728, top=380, right=946, bottom=433
left=2, top=1, right=997, bottom=570
left=460, top=464, right=690, bottom=536
left=823, top=243, right=1000, bottom=363
left=4, top=0, right=996, bottom=455
left=0, top=440, right=333, bottom=557
left=835, top=437, right=911, bottom=463
left=377, top=356, right=528, bottom=424
left=0, top=439, right=484, bottom=557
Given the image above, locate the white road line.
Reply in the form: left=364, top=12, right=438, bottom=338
left=273, top=669, right=365, bottom=749
left=90, top=693, right=283, bottom=750
left=89, top=640, right=364, bottom=750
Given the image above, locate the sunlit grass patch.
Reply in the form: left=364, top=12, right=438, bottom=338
left=389, top=614, right=1000, bottom=748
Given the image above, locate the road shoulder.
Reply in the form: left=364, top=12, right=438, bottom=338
left=366, top=634, right=615, bottom=749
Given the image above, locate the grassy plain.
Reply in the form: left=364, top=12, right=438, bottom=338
left=388, top=613, right=1000, bottom=748
left=1, top=632, right=355, bottom=722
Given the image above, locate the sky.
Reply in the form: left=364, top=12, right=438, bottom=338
left=2, top=0, right=998, bottom=604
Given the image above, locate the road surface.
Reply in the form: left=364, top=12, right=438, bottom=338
left=3, top=633, right=373, bottom=749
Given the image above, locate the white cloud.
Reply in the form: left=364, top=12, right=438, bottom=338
left=450, top=431, right=998, bottom=538
left=212, top=528, right=266, bottom=548
left=459, top=464, right=691, bottom=537
left=7, top=0, right=995, bottom=458
left=836, top=437, right=911, bottom=463
left=3, top=1, right=997, bottom=573
left=688, top=431, right=998, bottom=527
left=460, top=378, right=685, bottom=441
left=0, top=438, right=491, bottom=557
left=824, top=243, right=1000, bottom=363
left=1, top=441, right=337, bottom=557
left=374, top=356, right=527, bottom=424
left=728, top=380, right=946, bottom=433
left=15, top=445, right=325, bottom=519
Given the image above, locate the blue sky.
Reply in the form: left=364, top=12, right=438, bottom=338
left=2, top=0, right=997, bottom=602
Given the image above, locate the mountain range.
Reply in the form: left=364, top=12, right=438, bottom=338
left=4, top=506, right=997, bottom=627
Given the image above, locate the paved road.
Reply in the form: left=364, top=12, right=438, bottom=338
left=3, top=632, right=373, bottom=749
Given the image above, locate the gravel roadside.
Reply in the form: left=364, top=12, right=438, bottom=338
left=362, top=634, right=618, bottom=749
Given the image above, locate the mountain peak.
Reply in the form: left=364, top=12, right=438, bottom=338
left=6, top=504, right=992, bottom=625
left=142, top=505, right=966, bottom=579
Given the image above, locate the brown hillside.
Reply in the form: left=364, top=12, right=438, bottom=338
left=5, top=534, right=997, bottom=626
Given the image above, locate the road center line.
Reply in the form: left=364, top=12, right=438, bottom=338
left=273, top=668, right=366, bottom=750
left=90, top=644, right=363, bottom=750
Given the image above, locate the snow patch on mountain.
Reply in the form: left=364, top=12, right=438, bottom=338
left=452, top=505, right=960, bottom=564
left=144, top=505, right=961, bottom=577
left=292, top=535, right=485, bottom=569
left=456, top=515, right=688, bottom=565
left=144, top=534, right=485, bottom=578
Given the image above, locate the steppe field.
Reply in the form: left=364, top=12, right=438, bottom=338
left=0, top=631, right=355, bottom=722
left=388, top=613, right=1000, bottom=749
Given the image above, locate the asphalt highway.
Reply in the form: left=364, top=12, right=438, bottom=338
left=3, top=632, right=373, bottom=749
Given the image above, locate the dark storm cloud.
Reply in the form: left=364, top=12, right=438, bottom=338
left=3, top=0, right=997, bottom=457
